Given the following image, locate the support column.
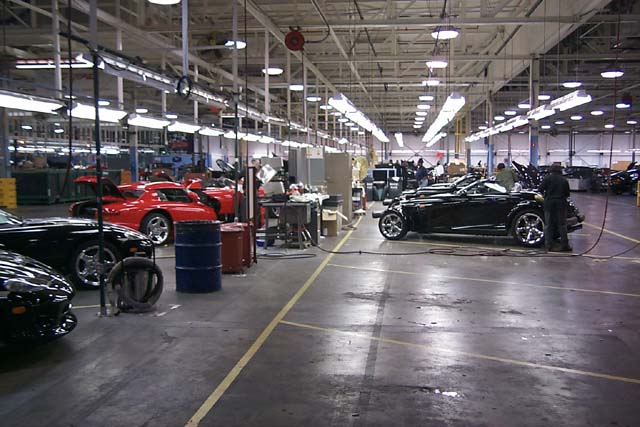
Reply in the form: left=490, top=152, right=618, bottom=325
left=568, top=130, right=574, bottom=167
left=232, top=0, right=240, bottom=220
left=115, top=0, right=124, bottom=109
left=528, top=57, right=540, bottom=167
left=0, top=108, right=9, bottom=178
left=52, top=0, right=62, bottom=95
left=507, top=131, right=512, bottom=165
left=632, top=128, right=637, bottom=163
left=486, top=93, right=495, bottom=176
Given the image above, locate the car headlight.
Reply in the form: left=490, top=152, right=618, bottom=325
left=4, top=277, right=51, bottom=293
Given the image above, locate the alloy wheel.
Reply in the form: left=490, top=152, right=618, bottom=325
left=380, top=212, right=406, bottom=239
left=74, top=245, right=118, bottom=288
left=146, top=216, right=170, bottom=244
left=515, top=212, right=544, bottom=246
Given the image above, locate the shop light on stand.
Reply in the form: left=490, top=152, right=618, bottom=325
left=0, top=90, right=63, bottom=114
left=167, top=121, right=200, bottom=133
left=422, top=92, right=465, bottom=146
left=127, top=114, right=170, bottom=129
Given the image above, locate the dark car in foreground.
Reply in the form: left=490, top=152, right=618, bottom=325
left=373, top=179, right=584, bottom=247
left=0, top=250, right=77, bottom=342
left=610, top=162, right=638, bottom=195
left=382, top=173, right=482, bottom=206
left=0, top=208, right=153, bottom=289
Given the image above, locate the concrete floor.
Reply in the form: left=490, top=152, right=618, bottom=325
left=1, top=193, right=639, bottom=427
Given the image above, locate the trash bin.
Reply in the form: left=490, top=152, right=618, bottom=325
left=221, top=223, right=244, bottom=274
left=175, top=220, right=222, bottom=293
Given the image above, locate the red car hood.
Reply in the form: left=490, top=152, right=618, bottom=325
left=74, top=176, right=126, bottom=199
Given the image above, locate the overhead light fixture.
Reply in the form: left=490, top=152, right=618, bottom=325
left=357, top=131, right=365, bottom=136
left=167, top=121, right=200, bottom=133
left=494, top=115, right=505, bottom=121
left=338, top=138, right=349, bottom=145
left=518, top=102, right=531, bottom=110
left=431, top=28, right=459, bottom=40
left=329, top=92, right=389, bottom=142
left=590, top=110, right=604, bottom=116
left=601, top=69, right=624, bottom=79
left=413, top=124, right=422, bottom=129
left=416, top=111, right=428, bottom=117
left=54, top=128, right=64, bottom=134
left=346, top=122, right=357, bottom=127
left=165, top=113, right=178, bottom=119
left=319, top=104, right=333, bottom=110
left=258, top=135, right=275, bottom=144
left=504, top=110, right=517, bottom=116
left=289, top=84, right=304, bottom=91
left=135, top=107, right=148, bottom=114
left=541, top=125, right=551, bottom=130
left=21, top=124, right=33, bottom=130
left=306, top=96, right=322, bottom=102
left=261, top=67, right=283, bottom=76
left=423, top=79, right=440, bottom=87
left=527, top=105, right=555, bottom=121
left=70, top=103, right=127, bottom=123
left=616, top=102, right=631, bottom=109
left=550, top=90, right=592, bottom=111
left=148, top=0, right=181, bottom=4
left=422, top=92, right=465, bottom=146
left=562, top=81, right=582, bottom=89
left=225, top=40, right=246, bottom=50
left=127, top=114, right=170, bottom=129
left=538, top=94, right=552, bottom=101
left=426, top=132, right=447, bottom=146
left=478, top=125, right=487, bottom=130
left=337, top=117, right=349, bottom=123
left=627, top=120, right=638, bottom=125
left=15, top=56, right=95, bottom=69
left=570, top=115, right=583, bottom=121
left=415, top=117, right=426, bottom=122
left=425, top=60, right=448, bottom=69
left=604, top=123, right=615, bottom=129
left=98, top=99, right=110, bottom=106
left=0, top=90, right=63, bottom=114
left=394, top=133, right=404, bottom=147
left=417, top=104, right=431, bottom=110
left=419, top=95, right=434, bottom=101
left=555, top=120, right=565, bottom=125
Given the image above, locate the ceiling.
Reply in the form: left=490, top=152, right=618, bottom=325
left=1, top=0, right=639, bottom=140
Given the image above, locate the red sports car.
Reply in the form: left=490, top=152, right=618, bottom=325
left=70, top=177, right=218, bottom=245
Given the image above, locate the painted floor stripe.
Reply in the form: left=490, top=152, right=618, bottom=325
left=73, top=304, right=102, bottom=309
left=348, top=237, right=640, bottom=262
left=184, top=216, right=363, bottom=427
left=280, top=320, right=640, bottom=385
left=327, top=263, right=640, bottom=298
left=583, top=222, right=640, bottom=244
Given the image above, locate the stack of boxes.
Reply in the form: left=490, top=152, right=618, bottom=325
left=0, top=178, right=17, bottom=209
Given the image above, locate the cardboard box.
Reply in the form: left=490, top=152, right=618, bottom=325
left=322, top=209, right=344, bottom=237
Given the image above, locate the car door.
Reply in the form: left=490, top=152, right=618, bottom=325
left=154, top=188, right=217, bottom=221
left=414, top=194, right=466, bottom=232
left=456, top=181, right=514, bottom=231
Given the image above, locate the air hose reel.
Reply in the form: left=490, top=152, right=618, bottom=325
left=107, top=257, right=164, bottom=314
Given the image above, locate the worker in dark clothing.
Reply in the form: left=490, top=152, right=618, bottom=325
left=539, top=164, right=572, bottom=252
left=415, top=158, right=428, bottom=187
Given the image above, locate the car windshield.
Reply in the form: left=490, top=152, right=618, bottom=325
left=458, top=180, right=508, bottom=195
left=0, top=209, right=22, bottom=226
left=454, top=174, right=478, bottom=187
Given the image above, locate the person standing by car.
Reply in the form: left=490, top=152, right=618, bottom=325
left=495, top=163, right=519, bottom=191
left=539, top=164, right=572, bottom=252
left=416, top=158, right=428, bottom=187
left=434, top=161, right=445, bottom=183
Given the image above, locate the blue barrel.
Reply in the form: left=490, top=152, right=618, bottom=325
left=175, top=220, right=222, bottom=293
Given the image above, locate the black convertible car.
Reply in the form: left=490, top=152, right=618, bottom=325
left=383, top=173, right=482, bottom=206
left=1, top=250, right=77, bottom=342
left=373, top=179, right=584, bottom=247
left=610, top=162, right=638, bottom=195
left=0, top=208, right=153, bottom=289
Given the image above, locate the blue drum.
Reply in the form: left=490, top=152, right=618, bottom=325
left=175, top=220, right=222, bottom=293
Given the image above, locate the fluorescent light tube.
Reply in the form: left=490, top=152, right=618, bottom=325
left=527, top=105, right=555, bottom=121
left=128, top=114, right=170, bottom=129
left=167, top=121, right=200, bottom=133
left=394, top=133, right=404, bottom=147
left=70, top=103, right=127, bottom=123
left=550, top=90, right=592, bottom=112
left=199, top=127, right=225, bottom=136
left=422, top=92, right=465, bottom=144
left=0, top=90, right=62, bottom=114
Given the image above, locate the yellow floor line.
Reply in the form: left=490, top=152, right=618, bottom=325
left=279, top=320, right=640, bottom=385
left=185, top=216, right=363, bottom=427
left=583, top=222, right=640, bottom=244
left=73, top=304, right=102, bottom=309
left=326, top=263, right=640, bottom=298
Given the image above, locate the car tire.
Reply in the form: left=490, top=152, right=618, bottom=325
left=511, top=209, right=545, bottom=247
left=141, top=212, right=172, bottom=246
left=70, top=240, right=121, bottom=289
left=378, top=211, right=408, bottom=240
